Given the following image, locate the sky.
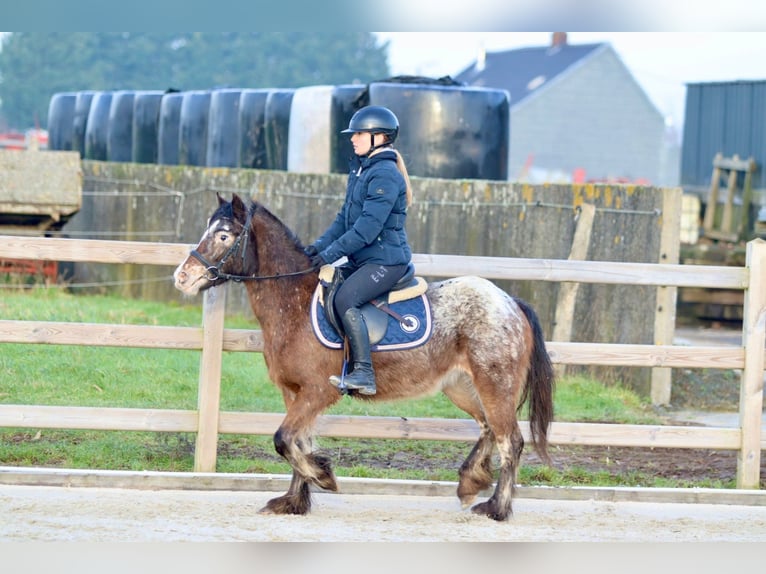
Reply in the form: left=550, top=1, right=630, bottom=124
left=375, top=32, right=766, bottom=131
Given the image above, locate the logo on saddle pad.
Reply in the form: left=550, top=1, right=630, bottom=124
left=310, top=265, right=433, bottom=352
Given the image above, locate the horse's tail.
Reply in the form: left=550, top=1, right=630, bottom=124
left=514, top=297, right=555, bottom=464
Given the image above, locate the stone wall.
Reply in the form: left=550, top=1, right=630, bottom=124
left=0, top=150, right=81, bottom=230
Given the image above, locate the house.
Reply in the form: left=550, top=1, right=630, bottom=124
left=455, top=33, right=673, bottom=185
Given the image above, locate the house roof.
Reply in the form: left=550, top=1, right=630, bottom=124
left=454, top=42, right=606, bottom=107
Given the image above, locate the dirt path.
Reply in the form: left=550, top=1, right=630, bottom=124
left=3, top=483, right=766, bottom=542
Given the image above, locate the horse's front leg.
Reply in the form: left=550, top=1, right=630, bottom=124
left=259, top=389, right=339, bottom=515
left=259, top=469, right=312, bottom=515
left=273, top=425, right=338, bottom=491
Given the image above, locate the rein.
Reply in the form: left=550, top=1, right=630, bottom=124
left=189, top=209, right=316, bottom=283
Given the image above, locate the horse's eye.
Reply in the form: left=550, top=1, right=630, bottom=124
left=219, top=233, right=228, bottom=242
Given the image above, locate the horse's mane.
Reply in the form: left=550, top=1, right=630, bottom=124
left=248, top=200, right=306, bottom=253
left=210, top=194, right=306, bottom=255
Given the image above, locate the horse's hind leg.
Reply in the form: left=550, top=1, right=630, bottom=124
left=457, top=423, right=495, bottom=507
left=470, top=422, right=524, bottom=521
left=442, top=377, right=496, bottom=507
left=456, top=372, right=524, bottom=520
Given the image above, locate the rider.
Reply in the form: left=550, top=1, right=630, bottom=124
left=305, top=105, right=414, bottom=396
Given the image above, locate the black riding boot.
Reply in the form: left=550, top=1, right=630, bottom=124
left=329, top=307, right=376, bottom=395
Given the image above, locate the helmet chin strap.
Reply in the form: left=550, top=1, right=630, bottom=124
left=359, top=133, right=391, bottom=158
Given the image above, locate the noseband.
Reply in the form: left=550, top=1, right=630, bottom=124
left=189, top=209, right=315, bottom=282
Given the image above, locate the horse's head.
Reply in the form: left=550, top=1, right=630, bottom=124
left=174, top=192, right=256, bottom=295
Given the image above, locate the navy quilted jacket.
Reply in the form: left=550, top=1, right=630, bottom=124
left=313, top=150, right=412, bottom=267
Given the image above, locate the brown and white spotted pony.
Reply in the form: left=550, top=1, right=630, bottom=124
left=174, top=193, right=555, bottom=521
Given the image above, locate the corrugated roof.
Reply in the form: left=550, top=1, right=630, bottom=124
left=454, top=42, right=605, bottom=106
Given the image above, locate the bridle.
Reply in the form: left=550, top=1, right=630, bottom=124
left=188, top=209, right=316, bottom=283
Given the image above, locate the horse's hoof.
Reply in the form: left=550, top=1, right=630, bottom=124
left=257, top=504, right=307, bottom=516
left=258, top=495, right=310, bottom=516
left=313, top=474, right=339, bottom=492
left=457, top=484, right=478, bottom=508
left=457, top=475, right=493, bottom=508
left=311, top=454, right=339, bottom=492
left=470, top=500, right=511, bottom=522
left=458, top=494, right=477, bottom=509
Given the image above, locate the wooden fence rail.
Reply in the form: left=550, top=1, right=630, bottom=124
left=0, top=235, right=763, bottom=488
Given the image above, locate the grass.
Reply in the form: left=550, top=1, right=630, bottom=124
left=0, top=287, right=675, bottom=486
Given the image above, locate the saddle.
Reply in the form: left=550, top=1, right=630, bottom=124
left=311, top=262, right=431, bottom=349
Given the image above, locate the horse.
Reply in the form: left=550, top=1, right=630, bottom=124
left=173, top=192, right=555, bottom=521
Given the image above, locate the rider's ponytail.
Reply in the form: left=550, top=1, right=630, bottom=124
left=393, top=149, right=413, bottom=207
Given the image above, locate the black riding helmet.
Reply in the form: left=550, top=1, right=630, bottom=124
left=341, top=106, right=399, bottom=156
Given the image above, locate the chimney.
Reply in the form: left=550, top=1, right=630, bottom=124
left=551, top=32, right=568, bottom=47
left=476, top=45, right=486, bottom=72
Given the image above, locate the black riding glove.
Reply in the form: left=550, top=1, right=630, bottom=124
left=304, top=245, right=318, bottom=257
left=309, top=254, right=325, bottom=270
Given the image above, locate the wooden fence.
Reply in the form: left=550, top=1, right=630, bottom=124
left=0, top=235, right=764, bottom=489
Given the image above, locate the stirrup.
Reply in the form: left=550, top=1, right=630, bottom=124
left=328, top=356, right=352, bottom=395
left=328, top=373, right=345, bottom=389
left=343, top=380, right=376, bottom=395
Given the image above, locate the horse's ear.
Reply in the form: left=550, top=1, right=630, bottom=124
left=230, top=193, right=248, bottom=220
left=216, top=192, right=227, bottom=206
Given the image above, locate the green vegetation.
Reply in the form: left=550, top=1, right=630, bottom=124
left=0, top=288, right=698, bottom=488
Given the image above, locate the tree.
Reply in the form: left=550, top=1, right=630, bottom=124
left=0, top=32, right=390, bottom=129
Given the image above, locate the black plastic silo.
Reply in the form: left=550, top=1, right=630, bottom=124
left=368, top=82, right=510, bottom=180
left=331, top=84, right=369, bottom=174
left=238, top=89, right=271, bottom=169
left=83, top=92, right=113, bottom=161
left=131, top=91, right=164, bottom=164
left=107, top=90, right=136, bottom=162
left=178, top=90, right=211, bottom=166
left=47, top=92, right=77, bottom=151
left=264, top=89, right=294, bottom=171
left=72, top=91, right=95, bottom=158
left=157, top=92, right=184, bottom=165
left=206, top=89, right=242, bottom=168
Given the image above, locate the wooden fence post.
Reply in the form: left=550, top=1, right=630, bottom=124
left=0, top=235, right=761, bottom=488
left=552, top=203, right=595, bottom=378
left=738, top=239, right=766, bottom=488
left=194, top=284, right=227, bottom=473
left=652, top=187, right=682, bottom=405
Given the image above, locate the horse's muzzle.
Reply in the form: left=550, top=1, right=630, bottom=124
left=173, top=265, right=201, bottom=295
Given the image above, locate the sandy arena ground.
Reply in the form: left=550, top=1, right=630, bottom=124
left=3, top=483, right=766, bottom=542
